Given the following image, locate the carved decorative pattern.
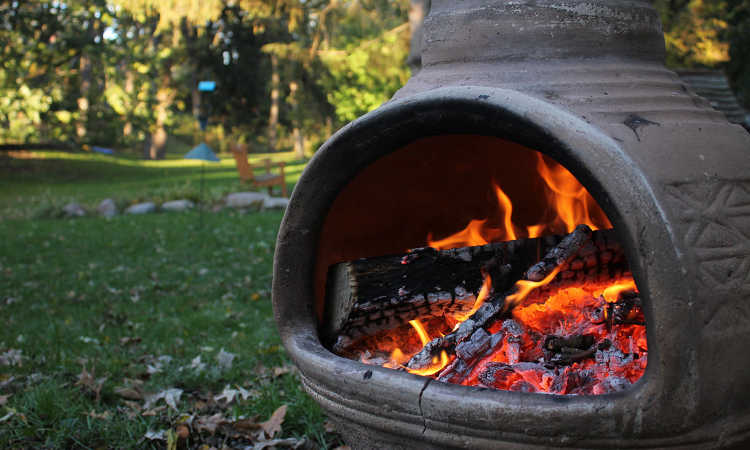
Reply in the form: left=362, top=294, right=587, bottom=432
left=665, top=179, right=750, bottom=327
left=666, top=179, right=750, bottom=291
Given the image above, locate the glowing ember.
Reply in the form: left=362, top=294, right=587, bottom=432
left=337, top=153, right=645, bottom=395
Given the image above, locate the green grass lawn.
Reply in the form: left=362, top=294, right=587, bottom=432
left=0, top=152, right=343, bottom=448
left=0, top=150, right=307, bottom=220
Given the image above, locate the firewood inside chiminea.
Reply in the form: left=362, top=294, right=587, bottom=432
left=322, top=136, right=646, bottom=395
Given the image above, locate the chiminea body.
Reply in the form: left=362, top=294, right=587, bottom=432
left=273, top=1, right=750, bottom=448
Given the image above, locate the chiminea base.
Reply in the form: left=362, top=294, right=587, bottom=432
left=300, top=368, right=750, bottom=449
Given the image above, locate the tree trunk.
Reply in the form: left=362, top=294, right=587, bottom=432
left=148, top=73, right=172, bottom=160
left=268, top=54, right=280, bottom=150
left=76, top=53, right=91, bottom=142
left=123, top=67, right=134, bottom=139
left=289, top=80, right=305, bottom=158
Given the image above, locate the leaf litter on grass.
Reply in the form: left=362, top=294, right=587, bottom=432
left=0, top=211, right=345, bottom=448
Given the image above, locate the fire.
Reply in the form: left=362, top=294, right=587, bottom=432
left=495, top=184, right=517, bottom=242
left=404, top=320, right=451, bottom=376
left=428, top=153, right=611, bottom=250
left=408, top=350, right=450, bottom=377
left=602, top=280, right=637, bottom=303
left=505, top=265, right=564, bottom=311
left=409, top=319, right=432, bottom=346
left=535, top=154, right=611, bottom=234
left=452, top=275, right=492, bottom=323
left=339, top=151, right=644, bottom=395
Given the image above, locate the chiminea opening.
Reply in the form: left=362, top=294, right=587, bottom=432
left=318, top=134, right=646, bottom=395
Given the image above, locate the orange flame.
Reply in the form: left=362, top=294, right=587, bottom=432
left=536, top=153, right=611, bottom=234
left=495, top=184, right=517, bottom=242
left=505, top=265, right=564, bottom=310
left=405, top=319, right=451, bottom=376
left=602, top=280, right=637, bottom=303
left=409, top=319, right=432, bottom=346
left=407, top=350, right=450, bottom=377
left=427, top=152, right=610, bottom=251
left=452, top=275, right=492, bottom=323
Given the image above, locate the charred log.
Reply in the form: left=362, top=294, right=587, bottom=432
left=542, top=334, right=608, bottom=367
left=525, top=225, right=593, bottom=281
left=324, top=235, right=560, bottom=342
left=407, top=226, right=595, bottom=370
left=328, top=227, right=627, bottom=347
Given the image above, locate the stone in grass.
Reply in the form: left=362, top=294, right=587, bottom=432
left=161, top=199, right=194, bottom=212
left=125, top=202, right=156, bottom=215
left=97, top=198, right=118, bottom=217
left=225, top=192, right=268, bottom=210
left=62, top=202, right=86, bottom=217
left=263, top=196, right=290, bottom=210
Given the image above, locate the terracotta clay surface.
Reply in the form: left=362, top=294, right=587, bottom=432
left=273, top=1, right=750, bottom=448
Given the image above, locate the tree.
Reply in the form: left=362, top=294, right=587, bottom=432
left=655, top=0, right=750, bottom=108
left=316, top=0, right=411, bottom=124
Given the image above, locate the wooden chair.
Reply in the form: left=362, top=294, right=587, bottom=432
left=231, top=143, right=288, bottom=197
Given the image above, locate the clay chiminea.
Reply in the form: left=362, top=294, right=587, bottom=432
left=273, top=1, right=750, bottom=448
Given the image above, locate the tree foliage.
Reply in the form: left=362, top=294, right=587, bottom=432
left=1, top=1, right=746, bottom=154
left=655, top=0, right=750, bottom=107
left=0, top=0, right=410, bottom=157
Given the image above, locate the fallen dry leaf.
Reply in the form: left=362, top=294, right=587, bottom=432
left=119, top=336, right=142, bottom=346
left=144, top=388, right=183, bottom=410
left=231, top=416, right=260, bottom=434
left=332, top=446, right=352, bottom=450
left=260, top=405, right=287, bottom=438
left=85, top=410, right=111, bottom=420
left=216, top=348, right=236, bottom=370
left=0, top=349, right=23, bottom=367
left=141, top=405, right=167, bottom=416
left=0, top=394, right=10, bottom=406
left=253, top=437, right=306, bottom=449
left=115, top=386, right=143, bottom=401
left=272, top=365, right=295, bottom=378
left=214, top=384, right=256, bottom=404
left=189, top=355, right=206, bottom=372
left=143, top=429, right=167, bottom=441
left=194, top=413, right=225, bottom=434
left=74, top=366, right=106, bottom=402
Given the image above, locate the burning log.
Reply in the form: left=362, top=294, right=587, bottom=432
left=437, top=319, right=521, bottom=384
left=324, top=235, right=561, bottom=343
left=327, top=226, right=627, bottom=348
left=407, top=225, right=594, bottom=370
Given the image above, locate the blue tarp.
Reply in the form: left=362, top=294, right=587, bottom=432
left=92, top=146, right=114, bottom=155
left=198, top=81, right=216, bottom=92
left=184, top=142, right=220, bottom=162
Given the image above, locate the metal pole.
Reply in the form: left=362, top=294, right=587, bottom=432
left=199, top=162, right=205, bottom=231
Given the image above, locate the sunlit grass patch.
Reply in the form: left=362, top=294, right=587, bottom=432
left=0, top=149, right=307, bottom=220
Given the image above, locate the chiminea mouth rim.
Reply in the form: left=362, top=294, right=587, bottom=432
left=274, top=86, right=691, bottom=443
